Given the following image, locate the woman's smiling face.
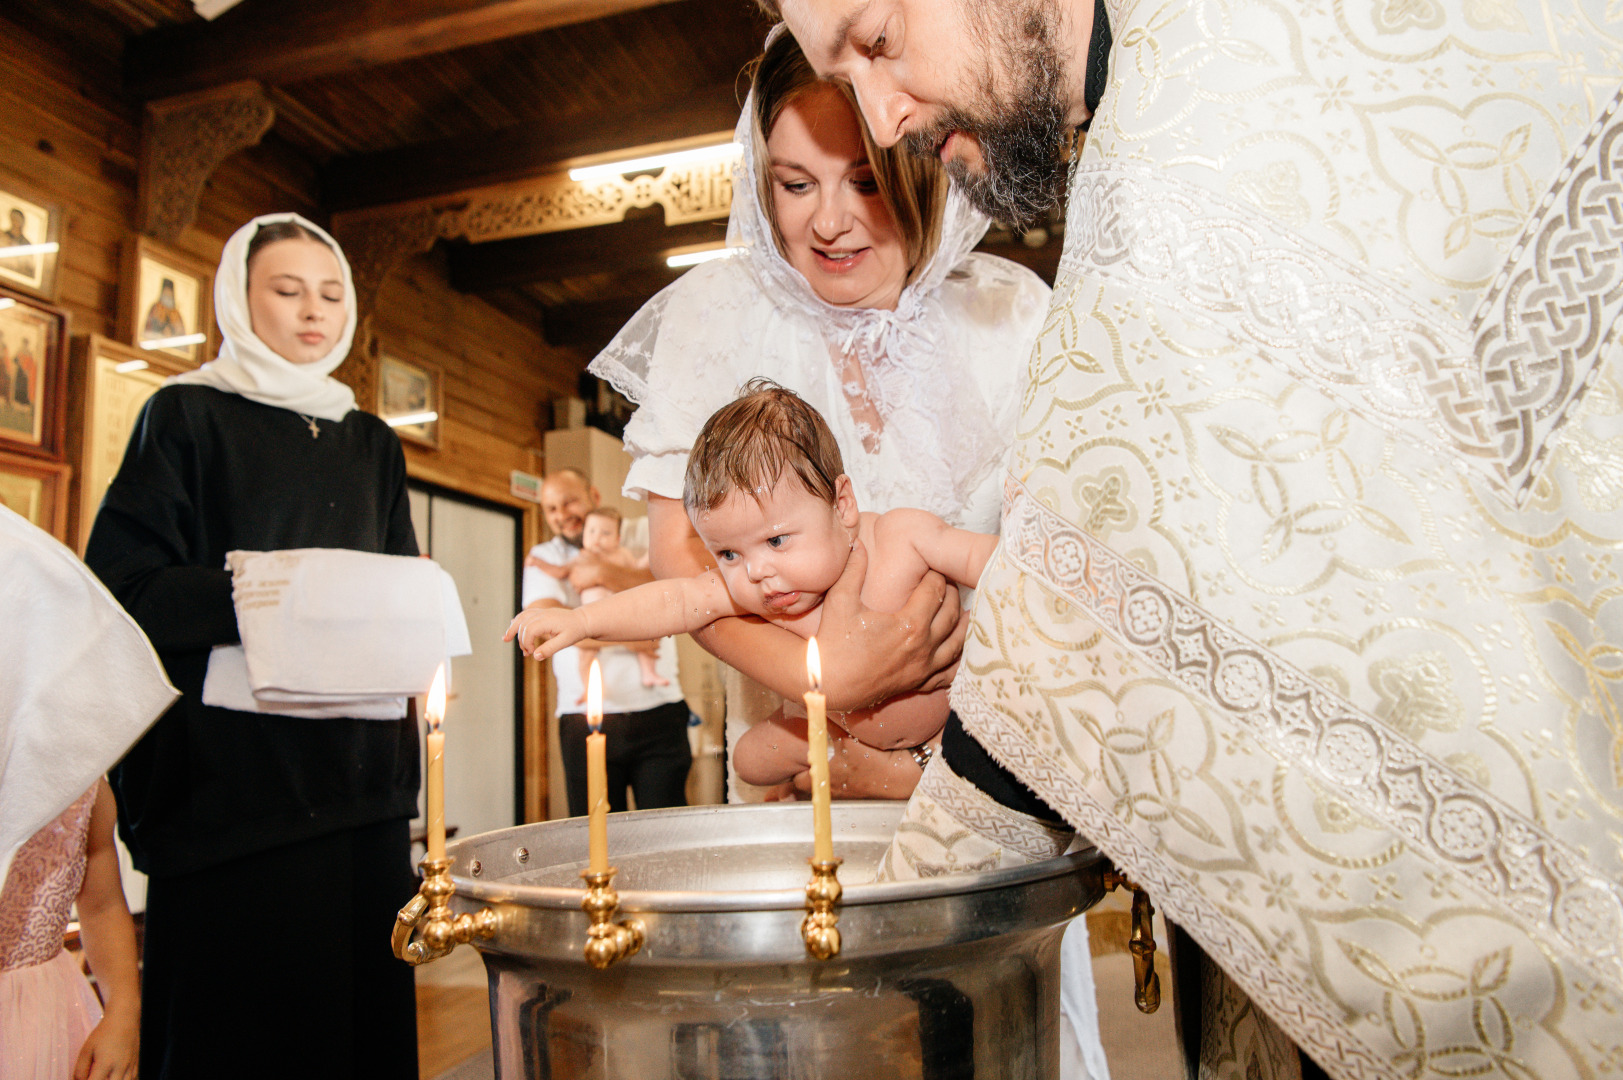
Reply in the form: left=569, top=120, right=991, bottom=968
left=767, top=84, right=909, bottom=311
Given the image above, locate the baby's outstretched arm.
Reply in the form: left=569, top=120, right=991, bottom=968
left=505, top=570, right=740, bottom=659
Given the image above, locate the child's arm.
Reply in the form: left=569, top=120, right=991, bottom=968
left=523, top=555, right=572, bottom=579
left=883, top=509, right=999, bottom=590
left=505, top=570, right=740, bottom=660
left=73, top=778, right=139, bottom=1080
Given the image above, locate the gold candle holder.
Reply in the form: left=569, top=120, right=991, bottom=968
left=392, top=856, right=499, bottom=966
left=581, top=867, right=645, bottom=970
left=1102, top=864, right=1161, bottom=1014
left=801, top=856, right=843, bottom=960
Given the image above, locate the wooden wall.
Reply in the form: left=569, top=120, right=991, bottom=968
left=1, top=9, right=583, bottom=821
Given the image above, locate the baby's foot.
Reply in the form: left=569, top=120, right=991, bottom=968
left=641, top=672, right=671, bottom=688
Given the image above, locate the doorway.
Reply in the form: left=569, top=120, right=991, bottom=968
left=409, top=482, right=524, bottom=840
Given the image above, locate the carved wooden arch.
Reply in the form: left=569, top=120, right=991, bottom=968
left=328, top=152, right=733, bottom=409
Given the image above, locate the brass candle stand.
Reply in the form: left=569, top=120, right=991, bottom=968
left=581, top=867, right=645, bottom=970
left=800, top=857, right=843, bottom=960
left=393, top=856, right=499, bottom=966
left=1102, top=864, right=1161, bottom=1013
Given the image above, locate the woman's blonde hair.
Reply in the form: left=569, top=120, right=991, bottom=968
left=747, top=33, right=947, bottom=282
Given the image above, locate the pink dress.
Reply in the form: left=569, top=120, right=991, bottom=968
left=0, top=788, right=103, bottom=1080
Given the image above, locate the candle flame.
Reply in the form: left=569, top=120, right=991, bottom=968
left=426, top=664, right=446, bottom=733
left=806, top=637, right=822, bottom=693
left=587, top=658, right=603, bottom=733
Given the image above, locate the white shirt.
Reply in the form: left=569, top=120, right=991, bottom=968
left=520, top=533, right=684, bottom=716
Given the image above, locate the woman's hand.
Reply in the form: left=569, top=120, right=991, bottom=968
left=72, top=1003, right=139, bottom=1080
left=813, top=542, right=966, bottom=711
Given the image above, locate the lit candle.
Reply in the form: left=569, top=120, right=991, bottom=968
left=586, top=658, right=609, bottom=873
left=425, top=664, right=447, bottom=863
left=805, top=638, right=833, bottom=862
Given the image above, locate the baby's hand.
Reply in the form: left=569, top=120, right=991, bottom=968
left=504, top=607, right=585, bottom=659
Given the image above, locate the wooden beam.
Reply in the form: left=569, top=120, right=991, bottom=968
left=322, top=83, right=744, bottom=211
left=542, top=295, right=655, bottom=350
left=447, top=214, right=725, bottom=291
left=126, top=0, right=686, bottom=98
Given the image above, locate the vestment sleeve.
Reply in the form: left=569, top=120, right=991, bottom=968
left=83, top=391, right=239, bottom=653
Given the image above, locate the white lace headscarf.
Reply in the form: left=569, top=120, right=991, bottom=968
left=590, top=58, right=1050, bottom=531
left=169, top=213, right=358, bottom=421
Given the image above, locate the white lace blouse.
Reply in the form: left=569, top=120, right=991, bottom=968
left=587, top=94, right=1051, bottom=799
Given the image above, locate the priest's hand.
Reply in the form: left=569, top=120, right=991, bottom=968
left=814, top=541, right=965, bottom=711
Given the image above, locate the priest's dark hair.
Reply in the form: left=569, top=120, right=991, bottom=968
left=684, top=378, right=844, bottom=514
left=246, top=219, right=333, bottom=270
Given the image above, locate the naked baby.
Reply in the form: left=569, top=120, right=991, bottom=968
left=506, top=380, right=996, bottom=789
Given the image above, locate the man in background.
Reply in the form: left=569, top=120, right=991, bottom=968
left=521, top=467, right=690, bottom=816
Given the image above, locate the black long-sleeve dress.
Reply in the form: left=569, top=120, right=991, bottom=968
left=85, top=384, right=420, bottom=1079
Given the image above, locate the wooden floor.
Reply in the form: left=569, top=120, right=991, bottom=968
left=413, top=903, right=1182, bottom=1080
left=416, top=949, right=493, bottom=1080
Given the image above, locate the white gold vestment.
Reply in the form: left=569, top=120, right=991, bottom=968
left=956, top=1, right=1623, bottom=1077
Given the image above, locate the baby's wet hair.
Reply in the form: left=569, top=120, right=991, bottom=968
left=584, top=505, right=622, bottom=527
left=684, top=378, right=844, bottom=513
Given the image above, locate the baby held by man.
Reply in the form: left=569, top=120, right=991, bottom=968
left=506, top=379, right=995, bottom=790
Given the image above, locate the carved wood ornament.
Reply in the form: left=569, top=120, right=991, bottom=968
left=138, top=81, right=276, bottom=245
left=330, top=147, right=735, bottom=408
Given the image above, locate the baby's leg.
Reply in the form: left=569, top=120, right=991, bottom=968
left=732, top=709, right=811, bottom=788
left=575, top=645, right=601, bottom=705
left=636, top=648, right=670, bottom=688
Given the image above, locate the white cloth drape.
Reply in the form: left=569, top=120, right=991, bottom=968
left=0, top=505, right=176, bottom=886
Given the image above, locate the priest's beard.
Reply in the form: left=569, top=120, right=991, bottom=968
left=905, top=0, right=1071, bottom=229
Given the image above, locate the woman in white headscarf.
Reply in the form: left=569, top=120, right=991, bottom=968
left=85, top=214, right=419, bottom=1080
left=593, top=29, right=1048, bottom=802
left=592, top=36, right=1111, bottom=1079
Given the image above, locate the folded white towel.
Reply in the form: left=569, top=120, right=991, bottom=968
left=202, top=645, right=408, bottom=719
left=201, top=548, right=471, bottom=718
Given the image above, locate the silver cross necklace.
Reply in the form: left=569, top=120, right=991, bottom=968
left=298, top=413, right=321, bottom=439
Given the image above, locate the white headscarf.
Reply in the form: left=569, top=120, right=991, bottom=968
left=590, top=62, right=1050, bottom=530
left=169, top=212, right=358, bottom=421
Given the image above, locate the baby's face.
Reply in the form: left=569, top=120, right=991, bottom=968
left=691, top=476, right=857, bottom=619
left=581, top=515, right=620, bottom=555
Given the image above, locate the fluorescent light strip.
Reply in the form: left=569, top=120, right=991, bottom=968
left=570, top=143, right=741, bottom=183
left=0, top=242, right=59, bottom=258
left=386, top=410, right=438, bottom=428
left=114, top=359, right=150, bottom=374
left=139, top=332, right=207, bottom=350
left=0, top=298, right=14, bottom=311
left=666, top=246, right=741, bottom=269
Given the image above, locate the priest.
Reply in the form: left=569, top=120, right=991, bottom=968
left=770, top=0, right=1623, bottom=1077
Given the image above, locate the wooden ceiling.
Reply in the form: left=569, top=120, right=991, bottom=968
left=14, top=0, right=1059, bottom=361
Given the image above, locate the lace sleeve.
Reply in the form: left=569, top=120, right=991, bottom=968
left=590, top=260, right=766, bottom=502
